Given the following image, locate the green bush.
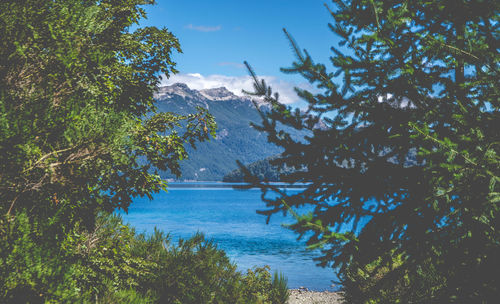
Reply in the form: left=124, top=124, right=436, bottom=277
left=0, top=212, right=84, bottom=303
left=343, top=253, right=446, bottom=304
left=271, top=271, right=290, bottom=304
left=0, top=212, right=288, bottom=303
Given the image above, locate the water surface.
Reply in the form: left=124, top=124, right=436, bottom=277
left=121, top=182, right=337, bottom=291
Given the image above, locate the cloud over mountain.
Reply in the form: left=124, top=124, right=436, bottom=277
left=161, top=73, right=312, bottom=104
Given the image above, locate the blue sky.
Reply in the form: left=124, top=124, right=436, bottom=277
left=140, top=0, right=340, bottom=103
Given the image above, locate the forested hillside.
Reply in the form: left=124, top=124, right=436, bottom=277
left=222, top=156, right=287, bottom=182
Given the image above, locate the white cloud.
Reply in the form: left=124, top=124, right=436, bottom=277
left=160, top=73, right=314, bottom=104
left=185, top=24, right=221, bottom=32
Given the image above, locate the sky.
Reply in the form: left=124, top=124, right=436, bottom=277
left=138, top=0, right=341, bottom=104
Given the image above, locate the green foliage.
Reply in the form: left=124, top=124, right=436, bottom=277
left=134, top=230, right=289, bottom=304
left=146, top=233, right=241, bottom=303
left=0, top=212, right=288, bottom=303
left=343, top=252, right=446, bottom=303
left=271, top=271, right=290, bottom=304
left=244, top=0, right=499, bottom=302
left=97, top=287, right=156, bottom=304
left=0, top=212, right=86, bottom=303
left=0, top=0, right=216, bottom=219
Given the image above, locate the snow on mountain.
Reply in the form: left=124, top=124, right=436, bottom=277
left=199, top=87, right=240, bottom=101
left=155, top=83, right=264, bottom=108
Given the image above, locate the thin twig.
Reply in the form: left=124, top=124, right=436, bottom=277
left=7, top=195, right=19, bottom=216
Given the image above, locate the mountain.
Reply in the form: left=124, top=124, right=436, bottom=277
left=153, top=83, right=281, bottom=181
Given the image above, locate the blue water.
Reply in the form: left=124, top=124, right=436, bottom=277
left=121, top=183, right=337, bottom=291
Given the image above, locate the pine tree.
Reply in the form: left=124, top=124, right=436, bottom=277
left=245, top=0, right=499, bottom=302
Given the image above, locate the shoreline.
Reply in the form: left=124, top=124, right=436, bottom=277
left=287, top=288, right=344, bottom=304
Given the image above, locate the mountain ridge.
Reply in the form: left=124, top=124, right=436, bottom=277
left=153, top=83, right=280, bottom=181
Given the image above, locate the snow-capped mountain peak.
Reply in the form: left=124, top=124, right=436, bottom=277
left=155, top=83, right=195, bottom=99
left=199, top=87, right=239, bottom=101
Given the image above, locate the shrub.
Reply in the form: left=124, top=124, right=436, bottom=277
left=271, top=271, right=290, bottom=304
left=1, top=212, right=288, bottom=303
left=0, top=212, right=84, bottom=303
left=343, top=253, right=446, bottom=304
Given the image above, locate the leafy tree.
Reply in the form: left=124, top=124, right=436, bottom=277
left=0, top=0, right=218, bottom=301
left=0, top=0, right=215, bottom=221
left=244, top=0, right=499, bottom=302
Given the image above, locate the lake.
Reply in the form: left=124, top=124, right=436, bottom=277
left=121, top=182, right=337, bottom=291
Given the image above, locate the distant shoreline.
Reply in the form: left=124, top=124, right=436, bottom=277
left=165, top=181, right=311, bottom=188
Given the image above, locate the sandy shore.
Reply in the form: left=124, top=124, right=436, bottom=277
left=287, top=288, right=344, bottom=304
